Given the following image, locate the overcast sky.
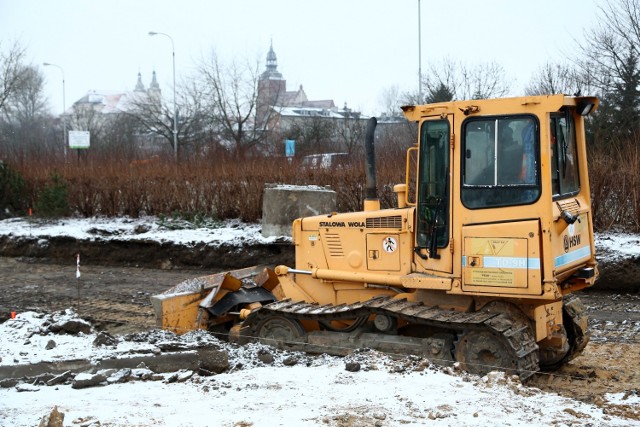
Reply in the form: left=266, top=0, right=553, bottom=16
left=1, top=0, right=601, bottom=116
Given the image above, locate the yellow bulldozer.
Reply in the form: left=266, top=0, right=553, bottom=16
left=152, top=94, right=599, bottom=380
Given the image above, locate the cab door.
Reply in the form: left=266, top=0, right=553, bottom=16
left=413, top=116, right=454, bottom=274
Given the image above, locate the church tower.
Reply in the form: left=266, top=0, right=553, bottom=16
left=256, top=41, right=287, bottom=126
left=148, top=70, right=162, bottom=106
left=134, top=72, right=146, bottom=92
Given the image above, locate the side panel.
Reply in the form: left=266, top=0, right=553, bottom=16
left=366, top=233, right=401, bottom=271
left=291, top=210, right=413, bottom=305
left=461, top=220, right=542, bottom=295
left=551, top=211, right=593, bottom=273
left=295, top=209, right=412, bottom=275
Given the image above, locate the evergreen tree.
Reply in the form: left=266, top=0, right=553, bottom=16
left=426, top=83, right=454, bottom=103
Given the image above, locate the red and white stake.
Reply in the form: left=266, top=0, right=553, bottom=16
left=76, top=253, right=81, bottom=313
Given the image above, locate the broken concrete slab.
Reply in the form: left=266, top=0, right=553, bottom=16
left=0, top=347, right=230, bottom=385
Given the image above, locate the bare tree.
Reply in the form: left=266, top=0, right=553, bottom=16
left=67, top=102, right=103, bottom=136
left=525, top=62, right=585, bottom=96
left=0, top=59, right=54, bottom=164
left=3, top=65, right=48, bottom=122
left=126, top=87, right=180, bottom=155
left=175, top=79, right=219, bottom=155
left=127, top=79, right=213, bottom=157
left=372, top=86, right=418, bottom=155
left=284, top=116, right=337, bottom=157
left=422, top=58, right=510, bottom=102
left=377, top=85, right=425, bottom=113
left=0, top=40, right=27, bottom=113
left=334, top=111, right=366, bottom=155
left=577, top=0, right=640, bottom=93
left=197, top=51, right=275, bottom=159
left=378, top=85, right=404, bottom=116
left=575, top=0, right=640, bottom=142
left=92, top=114, right=141, bottom=161
left=422, top=58, right=457, bottom=102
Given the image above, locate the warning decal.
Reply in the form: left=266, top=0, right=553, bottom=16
left=382, top=236, right=397, bottom=253
left=469, top=269, right=514, bottom=286
left=463, top=237, right=528, bottom=288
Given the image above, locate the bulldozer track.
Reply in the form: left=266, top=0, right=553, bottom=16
left=244, top=296, right=540, bottom=379
left=561, top=294, right=590, bottom=362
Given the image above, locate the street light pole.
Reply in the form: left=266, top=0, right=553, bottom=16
left=43, top=62, right=67, bottom=158
left=148, top=31, right=178, bottom=162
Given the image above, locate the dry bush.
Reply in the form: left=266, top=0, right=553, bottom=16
left=11, top=147, right=407, bottom=223
left=16, top=135, right=638, bottom=233
left=589, top=135, right=640, bottom=232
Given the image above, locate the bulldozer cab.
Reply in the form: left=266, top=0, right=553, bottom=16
left=403, top=95, right=599, bottom=298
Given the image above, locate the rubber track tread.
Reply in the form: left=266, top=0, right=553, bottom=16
left=562, top=294, right=590, bottom=362
left=244, top=296, right=540, bottom=379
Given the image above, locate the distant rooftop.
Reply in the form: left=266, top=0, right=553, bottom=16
left=68, top=72, right=161, bottom=115
left=275, top=105, right=367, bottom=119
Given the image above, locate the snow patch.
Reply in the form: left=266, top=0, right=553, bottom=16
left=0, top=216, right=289, bottom=248
left=0, top=312, right=637, bottom=426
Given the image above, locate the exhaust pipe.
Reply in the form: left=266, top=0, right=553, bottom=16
left=364, top=117, right=380, bottom=211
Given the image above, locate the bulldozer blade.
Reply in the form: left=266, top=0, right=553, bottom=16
left=151, top=265, right=272, bottom=334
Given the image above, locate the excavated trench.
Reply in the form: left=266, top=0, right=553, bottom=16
left=0, top=234, right=294, bottom=270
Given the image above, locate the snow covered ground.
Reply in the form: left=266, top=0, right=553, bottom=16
left=0, top=215, right=638, bottom=262
left=0, top=216, right=285, bottom=248
left=0, top=216, right=639, bottom=426
left=1, top=310, right=639, bottom=427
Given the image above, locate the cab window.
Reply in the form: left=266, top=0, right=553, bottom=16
left=462, top=115, right=540, bottom=209
left=550, top=111, right=580, bottom=198
left=416, top=119, right=449, bottom=250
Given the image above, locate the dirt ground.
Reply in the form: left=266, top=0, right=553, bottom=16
left=0, top=256, right=216, bottom=331
left=0, top=255, right=638, bottom=419
left=529, top=291, right=640, bottom=420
